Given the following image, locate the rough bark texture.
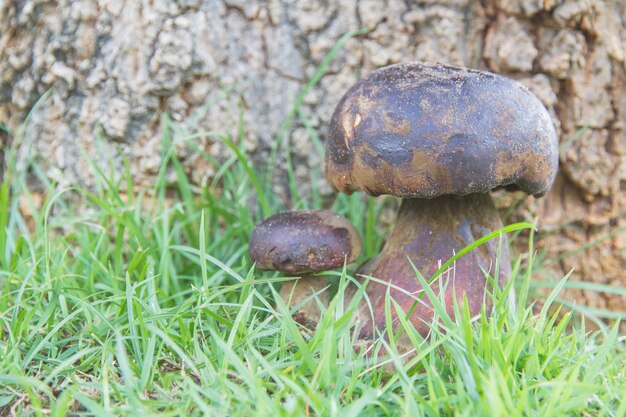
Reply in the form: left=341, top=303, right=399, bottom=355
left=1, top=1, right=625, bottom=311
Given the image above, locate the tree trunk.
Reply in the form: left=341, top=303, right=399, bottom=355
left=1, top=0, right=625, bottom=312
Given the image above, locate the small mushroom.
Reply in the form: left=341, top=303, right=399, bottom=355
left=325, top=62, right=559, bottom=337
left=249, top=210, right=362, bottom=327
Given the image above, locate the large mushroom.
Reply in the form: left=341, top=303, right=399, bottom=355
left=249, top=210, right=362, bottom=327
left=325, top=62, right=559, bottom=337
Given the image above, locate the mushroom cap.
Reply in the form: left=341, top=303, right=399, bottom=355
left=249, top=210, right=362, bottom=274
left=325, top=62, right=559, bottom=198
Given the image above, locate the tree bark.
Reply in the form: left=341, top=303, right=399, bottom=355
left=1, top=0, right=625, bottom=312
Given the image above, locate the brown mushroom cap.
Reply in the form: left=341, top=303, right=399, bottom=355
left=325, top=62, right=559, bottom=198
left=249, top=210, right=362, bottom=274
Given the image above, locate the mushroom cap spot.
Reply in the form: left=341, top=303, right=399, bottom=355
left=249, top=210, right=362, bottom=274
left=325, top=62, right=559, bottom=198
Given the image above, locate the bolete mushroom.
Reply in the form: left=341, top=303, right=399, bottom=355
left=325, top=62, right=559, bottom=337
left=249, top=210, right=362, bottom=327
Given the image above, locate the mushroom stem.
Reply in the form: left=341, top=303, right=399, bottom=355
left=356, top=193, right=511, bottom=338
left=279, top=276, right=330, bottom=329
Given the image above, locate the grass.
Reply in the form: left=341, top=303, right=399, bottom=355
left=1, top=49, right=626, bottom=417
